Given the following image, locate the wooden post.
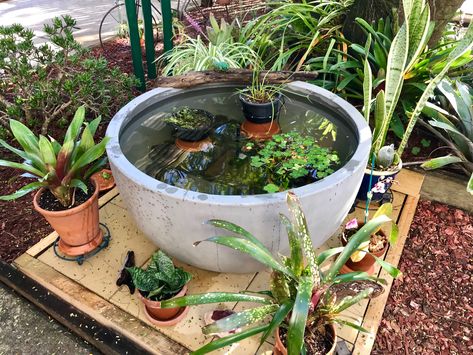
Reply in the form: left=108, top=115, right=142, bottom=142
left=161, top=0, right=173, bottom=54
left=124, top=0, right=146, bottom=91
left=141, top=0, right=157, bottom=79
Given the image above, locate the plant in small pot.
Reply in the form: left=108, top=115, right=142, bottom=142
left=245, top=132, right=340, bottom=193
left=127, top=250, right=192, bottom=326
left=91, top=168, right=115, bottom=192
left=158, top=192, right=401, bottom=354
left=357, top=1, right=473, bottom=201
left=0, top=106, right=109, bottom=256
left=164, top=106, right=216, bottom=151
left=238, top=71, right=284, bottom=140
left=340, top=203, right=399, bottom=275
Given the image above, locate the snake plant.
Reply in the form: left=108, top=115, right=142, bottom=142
left=0, top=106, right=109, bottom=207
left=160, top=192, right=400, bottom=354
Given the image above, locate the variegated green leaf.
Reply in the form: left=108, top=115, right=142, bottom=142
left=259, top=301, right=293, bottom=346
left=68, top=137, right=110, bottom=175
left=159, top=292, right=273, bottom=308
left=333, top=287, right=374, bottom=314
left=64, top=105, right=85, bottom=144
left=333, top=319, right=369, bottom=333
left=270, top=270, right=291, bottom=303
left=420, top=155, right=464, bottom=170
left=316, top=247, right=344, bottom=266
left=287, top=276, right=313, bottom=355
left=207, top=219, right=268, bottom=251
left=363, top=54, right=373, bottom=122
left=38, top=135, right=57, bottom=168
left=203, top=304, right=278, bottom=335
left=372, top=255, right=402, bottom=278
left=279, top=213, right=303, bottom=276
left=373, top=90, right=386, bottom=148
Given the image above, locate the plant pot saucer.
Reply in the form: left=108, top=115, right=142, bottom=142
left=143, top=304, right=190, bottom=327
left=57, top=229, right=104, bottom=256
left=240, top=120, right=281, bottom=140
left=176, top=137, right=212, bottom=152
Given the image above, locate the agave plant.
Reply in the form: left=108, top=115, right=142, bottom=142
left=0, top=106, right=109, bottom=207
left=362, top=0, right=473, bottom=169
left=159, top=192, right=400, bottom=354
left=419, top=79, right=473, bottom=193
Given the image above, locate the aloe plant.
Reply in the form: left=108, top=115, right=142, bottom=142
left=0, top=106, right=109, bottom=207
left=160, top=192, right=400, bottom=354
left=363, top=0, right=473, bottom=169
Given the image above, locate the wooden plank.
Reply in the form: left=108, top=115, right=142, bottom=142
left=13, top=254, right=190, bottom=355
left=391, top=169, right=424, bottom=197
left=352, top=194, right=420, bottom=355
left=25, top=188, right=119, bottom=257
left=0, top=260, right=153, bottom=355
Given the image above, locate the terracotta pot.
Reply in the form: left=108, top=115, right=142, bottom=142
left=274, top=324, right=337, bottom=355
left=176, top=137, right=213, bottom=152
left=139, top=284, right=188, bottom=325
left=240, top=119, right=281, bottom=140
left=91, top=169, right=115, bottom=191
left=341, top=221, right=388, bottom=275
left=33, top=180, right=103, bottom=256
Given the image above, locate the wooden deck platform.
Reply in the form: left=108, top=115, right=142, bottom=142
left=12, top=170, right=424, bottom=354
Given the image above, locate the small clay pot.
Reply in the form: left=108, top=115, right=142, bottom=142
left=139, top=284, right=188, bottom=326
left=239, top=93, right=283, bottom=124
left=91, top=169, right=115, bottom=191
left=341, top=221, right=388, bottom=275
left=33, top=179, right=103, bottom=256
left=274, top=324, right=337, bottom=355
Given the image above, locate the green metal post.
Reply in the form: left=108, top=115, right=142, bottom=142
left=161, top=0, right=173, bottom=54
left=124, top=0, right=146, bottom=91
left=141, top=0, right=157, bottom=79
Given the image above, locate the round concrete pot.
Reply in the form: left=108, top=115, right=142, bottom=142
left=33, top=180, right=103, bottom=256
left=106, top=82, right=371, bottom=273
left=139, top=284, right=188, bottom=326
left=274, top=324, right=337, bottom=355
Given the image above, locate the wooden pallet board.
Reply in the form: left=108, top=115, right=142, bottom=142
left=13, top=169, right=424, bottom=354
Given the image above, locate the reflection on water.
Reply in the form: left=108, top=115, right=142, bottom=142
left=120, top=87, right=357, bottom=195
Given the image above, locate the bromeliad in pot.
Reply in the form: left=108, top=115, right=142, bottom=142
left=357, top=0, right=471, bottom=201
left=158, top=192, right=401, bottom=354
left=0, top=106, right=109, bottom=256
left=127, top=250, right=192, bottom=326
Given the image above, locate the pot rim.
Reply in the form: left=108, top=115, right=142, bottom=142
left=33, top=178, right=99, bottom=218
left=364, top=157, right=403, bottom=177
left=239, top=92, right=283, bottom=106
left=138, top=283, right=188, bottom=307
left=275, top=323, right=337, bottom=355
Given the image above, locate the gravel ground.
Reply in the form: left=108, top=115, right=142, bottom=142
left=0, top=283, right=98, bottom=355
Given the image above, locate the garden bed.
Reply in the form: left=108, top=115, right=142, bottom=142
left=9, top=170, right=423, bottom=354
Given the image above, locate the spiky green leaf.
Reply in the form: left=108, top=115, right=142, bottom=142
left=159, top=292, right=273, bottom=308
left=287, top=276, right=313, bottom=355
left=0, top=181, right=44, bottom=201
left=420, top=155, right=464, bottom=170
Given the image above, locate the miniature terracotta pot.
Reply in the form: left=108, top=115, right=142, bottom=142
left=91, top=169, right=115, bottom=191
left=33, top=180, right=103, bottom=256
left=240, top=120, right=281, bottom=140
left=139, top=284, right=188, bottom=324
left=274, top=324, right=337, bottom=355
left=341, top=221, right=388, bottom=275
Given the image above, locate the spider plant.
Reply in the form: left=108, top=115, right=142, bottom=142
left=419, top=79, right=473, bottom=193
left=159, top=192, right=400, bottom=354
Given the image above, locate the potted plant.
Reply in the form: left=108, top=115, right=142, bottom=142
left=164, top=106, right=216, bottom=142
left=158, top=192, right=401, bottom=354
left=244, top=132, right=340, bottom=193
left=238, top=72, right=284, bottom=139
left=357, top=1, right=473, bottom=201
left=340, top=203, right=398, bottom=275
left=127, top=250, right=192, bottom=326
left=0, top=106, right=109, bottom=256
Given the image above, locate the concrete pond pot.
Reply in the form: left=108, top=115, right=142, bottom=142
left=274, top=324, right=337, bottom=355
left=139, top=284, right=189, bottom=326
left=33, top=180, right=103, bottom=256
left=106, top=82, right=371, bottom=273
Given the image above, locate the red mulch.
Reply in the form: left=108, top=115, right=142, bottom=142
left=373, top=199, right=473, bottom=354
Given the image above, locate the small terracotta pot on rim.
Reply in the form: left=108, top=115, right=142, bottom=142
left=91, top=169, right=115, bottom=191
left=274, top=324, right=337, bottom=355
left=139, top=284, right=189, bottom=326
left=340, top=221, right=388, bottom=275
left=33, top=179, right=103, bottom=256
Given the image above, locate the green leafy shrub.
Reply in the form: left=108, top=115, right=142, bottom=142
left=0, top=16, right=137, bottom=136
left=127, top=250, right=192, bottom=301
left=0, top=106, right=109, bottom=207
left=245, top=132, right=339, bottom=193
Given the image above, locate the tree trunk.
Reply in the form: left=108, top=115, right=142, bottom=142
left=343, top=0, right=463, bottom=46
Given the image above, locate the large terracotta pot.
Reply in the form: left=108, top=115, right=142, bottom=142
left=274, top=324, right=337, bottom=355
left=139, top=284, right=189, bottom=326
left=33, top=180, right=103, bottom=256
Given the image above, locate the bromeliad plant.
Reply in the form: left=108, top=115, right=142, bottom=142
left=159, top=192, right=400, bottom=354
left=0, top=106, right=109, bottom=207
left=127, top=250, right=192, bottom=301
left=363, top=0, right=473, bottom=170
left=245, top=132, right=340, bottom=193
